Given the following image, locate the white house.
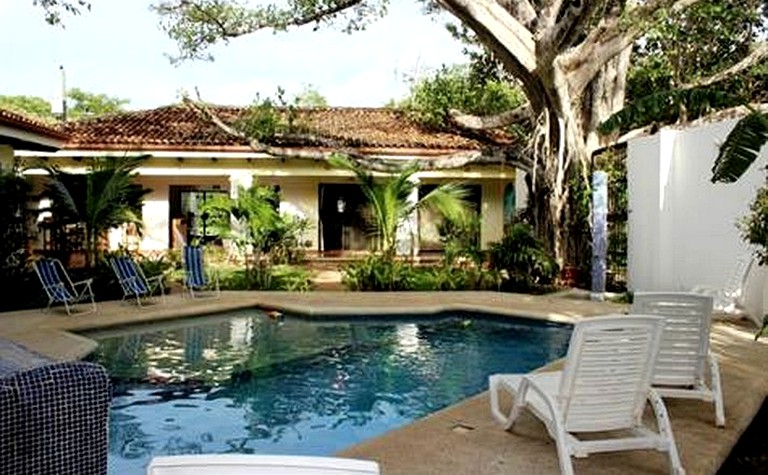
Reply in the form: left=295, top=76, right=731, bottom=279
left=19, top=104, right=521, bottom=256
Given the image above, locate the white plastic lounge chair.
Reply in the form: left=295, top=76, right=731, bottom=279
left=631, top=292, right=724, bottom=427
left=146, top=454, right=380, bottom=475
left=33, top=257, right=96, bottom=315
left=489, top=314, right=685, bottom=475
left=692, top=256, right=753, bottom=314
left=183, top=246, right=220, bottom=298
left=109, top=255, right=165, bottom=306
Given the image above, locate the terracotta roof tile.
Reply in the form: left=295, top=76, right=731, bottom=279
left=0, top=108, right=69, bottom=140
left=60, top=104, right=509, bottom=153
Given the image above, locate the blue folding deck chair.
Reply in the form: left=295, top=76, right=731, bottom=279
left=33, top=257, right=96, bottom=315
left=109, top=255, right=165, bottom=306
left=183, top=246, right=220, bottom=298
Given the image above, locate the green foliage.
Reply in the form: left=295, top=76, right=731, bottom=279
left=606, top=0, right=766, bottom=135
left=439, top=212, right=484, bottom=267
left=42, top=156, right=151, bottom=268
left=755, top=315, right=768, bottom=341
left=329, top=154, right=471, bottom=256
left=33, top=0, right=90, bottom=25
left=0, top=88, right=129, bottom=122
left=599, top=87, right=740, bottom=136
left=628, top=0, right=764, bottom=99
left=199, top=180, right=279, bottom=254
left=153, top=0, right=388, bottom=63
left=0, top=169, right=31, bottom=273
left=400, top=64, right=525, bottom=132
left=595, top=149, right=629, bottom=292
left=66, top=87, right=130, bottom=118
left=198, top=179, right=308, bottom=287
left=739, top=185, right=768, bottom=266
left=234, top=88, right=310, bottom=141
left=341, top=254, right=417, bottom=291
left=711, top=110, right=768, bottom=184
left=293, top=85, right=328, bottom=108
left=0, top=95, right=55, bottom=121
left=217, top=264, right=312, bottom=291
left=488, top=223, right=559, bottom=292
left=341, top=254, right=501, bottom=292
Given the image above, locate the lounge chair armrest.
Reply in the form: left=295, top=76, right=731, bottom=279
left=520, top=375, right=562, bottom=420
left=72, top=278, right=94, bottom=287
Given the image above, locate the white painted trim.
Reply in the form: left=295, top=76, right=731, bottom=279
left=0, top=124, right=64, bottom=149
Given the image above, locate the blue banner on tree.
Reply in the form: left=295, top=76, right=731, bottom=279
left=591, top=171, right=608, bottom=300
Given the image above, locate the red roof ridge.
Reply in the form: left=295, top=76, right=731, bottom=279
left=0, top=108, right=69, bottom=140
left=59, top=103, right=512, bottom=152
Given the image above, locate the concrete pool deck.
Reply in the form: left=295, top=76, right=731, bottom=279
left=0, top=290, right=766, bottom=474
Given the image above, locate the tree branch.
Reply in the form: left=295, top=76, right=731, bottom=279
left=559, top=0, right=704, bottom=96
left=438, top=0, right=536, bottom=72
left=153, top=0, right=368, bottom=61
left=449, top=104, right=532, bottom=129
left=682, top=42, right=768, bottom=89
left=181, top=96, right=530, bottom=173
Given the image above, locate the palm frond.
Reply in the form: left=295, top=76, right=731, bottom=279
left=418, top=183, right=471, bottom=223
left=599, top=87, right=739, bottom=136
left=712, top=111, right=768, bottom=183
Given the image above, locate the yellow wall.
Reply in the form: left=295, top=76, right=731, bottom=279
left=0, top=145, right=14, bottom=171
left=35, top=155, right=515, bottom=254
left=481, top=180, right=506, bottom=247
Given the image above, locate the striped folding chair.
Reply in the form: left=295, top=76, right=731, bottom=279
left=183, top=246, right=220, bottom=298
left=33, top=258, right=96, bottom=315
left=109, top=255, right=165, bottom=307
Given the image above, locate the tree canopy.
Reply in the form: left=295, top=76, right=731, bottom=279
left=32, top=0, right=91, bottom=25
left=0, top=89, right=129, bottom=122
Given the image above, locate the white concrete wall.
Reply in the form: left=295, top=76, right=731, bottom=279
left=627, top=118, right=766, bottom=322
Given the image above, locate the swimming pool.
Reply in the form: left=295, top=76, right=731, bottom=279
left=86, top=308, right=572, bottom=475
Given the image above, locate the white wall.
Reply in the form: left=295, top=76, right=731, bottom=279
left=627, top=118, right=766, bottom=322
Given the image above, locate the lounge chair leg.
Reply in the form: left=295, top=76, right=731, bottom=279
left=710, top=354, right=725, bottom=427
left=649, top=390, right=685, bottom=475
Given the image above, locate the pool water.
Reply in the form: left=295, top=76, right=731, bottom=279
left=86, top=309, right=572, bottom=475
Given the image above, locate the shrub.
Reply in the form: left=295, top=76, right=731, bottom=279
left=341, top=255, right=418, bottom=291
left=342, top=255, right=501, bottom=291
left=488, top=223, right=559, bottom=292
left=218, top=264, right=312, bottom=291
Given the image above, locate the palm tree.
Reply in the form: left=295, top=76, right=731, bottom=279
left=328, top=154, right=471, bottom=257
left=198, top=181, right=279, bottom=254
left=43, top=156, right=150, bottom=268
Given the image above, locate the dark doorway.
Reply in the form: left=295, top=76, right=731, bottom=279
left=318, top=184, right=369, bottom=253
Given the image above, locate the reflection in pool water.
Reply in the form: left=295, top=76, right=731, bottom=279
left=85, top=309, right=572, bottom=475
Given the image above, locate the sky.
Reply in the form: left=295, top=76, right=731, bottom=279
left=0, top=1, right=468, bottom=111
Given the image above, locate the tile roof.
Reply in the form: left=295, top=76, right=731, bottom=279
left=0, top=108, right=69, bottom=140
left=60, top=104, right=508, bottom=153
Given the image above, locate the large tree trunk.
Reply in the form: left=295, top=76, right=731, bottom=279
left=437, top=0, right=642, bottom=267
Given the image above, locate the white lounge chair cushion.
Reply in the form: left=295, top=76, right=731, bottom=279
left=147, top=454, right=380, bottom=475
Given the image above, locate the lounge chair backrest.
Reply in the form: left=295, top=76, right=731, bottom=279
left=184, top=246, right=207, bottom=288
left=34, top=258, right=73, bottom=303
left=558, top=315, right=664, bottom=433
left=110, top=256, right=149, bottom=296
left=147, top=454, right=380, bottom=475
left=631, top=292, right=714, bottom=387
